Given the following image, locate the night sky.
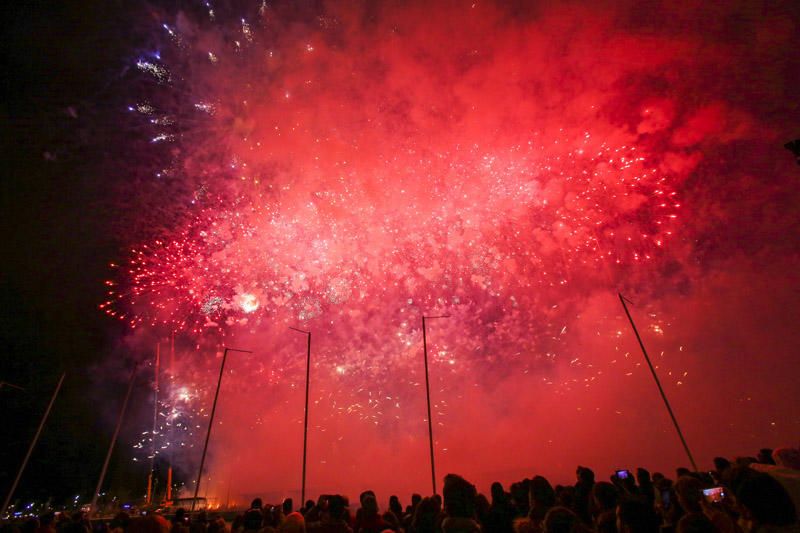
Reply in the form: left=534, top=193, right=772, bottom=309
left=2, top=0, right=799, bottom=509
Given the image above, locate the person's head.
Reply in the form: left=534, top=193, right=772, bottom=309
left=591, top=482, right=618, bottom=513
left=676, top=468, right=691, bottom=478
left=713, top=457, right=731, bottom=474
left=127, top=516, right=170, bottom=533
left=250, top=498, right=263, bottom=510
left=411, top=494, right=422, bottom=507
left=207, top=517, right=226, bottom=533
left=616, top=498, right=658, bottom=533
left=382, top=511, right=399, bottom=530
left=280, top=513, right=305, bottom=533
left=674, top=476, right=704, bottom=514
left=510, top=481, right=529, bottom=510
left=772, top=447, right=800, bottom=469
left=555, top=486, right=574, bottom=508
left=735, top=472, right=797, bottom=527
left=412, top=497, right=441, bottom=533
left=266, top=505, right=285, bottom=528
left=283, top=498, right=293, bottom=515
left=542, top=507, right=579, bottom=533
left=328, top=495, right=347, bottom=521
left=676, top=513, right=713, bottom=533
left=576, top=467, right=595, bottom=484
left=529, top=476, right=556, bottom=511
left=389, top=495, right=402, bottom=514
left=635, top=469, right=651, bottom=486
left=360, top=491, right=376, bottom=506
left=491, top=482, right=505, bottom=502
left=443, top=474, right=477, bottom=519
left=757, top=448, right=775, bottom=465
left=361, top=494, right=380, bottom=518
left=174, top=509, right=187, bottom=524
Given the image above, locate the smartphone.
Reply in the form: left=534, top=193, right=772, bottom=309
left=703, top=487, right=725, bottom=503
left=615, top=469, right=631, bottom=480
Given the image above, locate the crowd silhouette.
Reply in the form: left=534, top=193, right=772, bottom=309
left=4, top=447, right=799, bottom=533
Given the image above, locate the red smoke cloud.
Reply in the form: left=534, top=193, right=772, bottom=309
left=111, top=0, right=800, bottom=506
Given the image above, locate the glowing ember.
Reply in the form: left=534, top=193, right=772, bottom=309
left=237, top=293, right=260, bottom=314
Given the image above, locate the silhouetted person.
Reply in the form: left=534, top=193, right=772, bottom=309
left=442, top=474, right=480, bottom=533
left=281, top=513, right=306, bottom=533
left=189, top=511, right=208, bottom=533
left=542, top=507, right=582, bottom=533
left=405, top=494, right=423, bottom=530
left=674, top=473, right=737, bottom=533
left=616, top=498, right=659, bottom=533
left=636, top=469, right=655, bottom=507
left=354, top=494, right=387, bottom=533
left=284, top=498, right=295, bottom=516
left=511, top=481, right=530, bottom=518
left=757, top=449, right=776, bottom=465
left=476, top=493, right=491, bottom=528
left=388, top=496, right=403, bottom=520
left=411, top=497, right=441, bottom=533
left=206, top=517, right=226, bottom=533
left=128, top=516, right=171, bottom=533
left=556, top=486, right=575, bottom=510
left=736, top=472, right=797, bottom=532
left=591, top=482, right=618, bottom=533
left=354, top=491, right=377, bottom=531
left=244, top=499, right=264, bottom=531
left=308, top=496, right=351, bottom=533
left=574, top=466, right=595, bottom=524
left=109, top=512, right=131, bottom=533
left=530, top=476, right=556, bottom=524
left=676, top=514, right=713, bottom=533
left=172, top=509, right=189, bottom=533
left=486, top=481, right=515, bottom=533
left=407, top=494, right=422, bottom=516
left=304, top=501, right=315, bottom=515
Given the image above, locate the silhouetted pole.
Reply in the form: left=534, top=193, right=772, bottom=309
left=146, top=343, right=160, bottom=506
left=92, top=365, right=138, bottom=513
left=167, top=334, right=175, bottom=504
left=166, top=467, right=173, bottom=503
left=290, top=327, right=312, bottom=505
left=618, top=293, right=698, bottom=471
left=191, top=347, right=252, bottom=513
left=1, top=372, right=65, bottom=518
left=422, top=315, right=449, bottom=495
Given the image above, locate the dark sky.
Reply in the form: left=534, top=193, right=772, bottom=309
left=2, top=0, right=800, bottom=508
left=1, top=0, right=141, bottom=504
